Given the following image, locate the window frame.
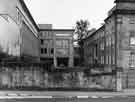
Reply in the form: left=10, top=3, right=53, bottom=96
left=129, top=52, right=135, bottom=68
left=129, top=31, right=135, bottom=46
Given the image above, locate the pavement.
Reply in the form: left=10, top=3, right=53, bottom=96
left=0, top=89, right=134, bottom=99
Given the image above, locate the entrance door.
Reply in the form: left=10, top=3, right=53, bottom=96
left=57, top=58, right=69, bottom=67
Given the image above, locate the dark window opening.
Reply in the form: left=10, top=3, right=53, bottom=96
left=41, top=48, right=44, bottom=54
left=51, top=48, right=54, bottom=54
left=44, top=48, right=47, bottom=54
left=41, top=39, right=44, bottom=45
left=57, top=58, right=69, bottom=67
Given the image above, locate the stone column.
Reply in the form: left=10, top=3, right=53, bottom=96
left=68, top=38, right=74, bottom=67
left=53, top=32, right=57, bottom=67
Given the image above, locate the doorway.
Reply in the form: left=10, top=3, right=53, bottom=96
left=57, top=58, right=69, bottom=67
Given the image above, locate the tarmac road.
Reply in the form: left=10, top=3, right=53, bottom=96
left=0, top=97, right=135, bottom=102
left=0, top=90, right=134, bottom=102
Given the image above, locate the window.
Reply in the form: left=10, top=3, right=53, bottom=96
left=112, top=55, right=115, bottom=64
left=44, top=48, right=47, bottom=54
left=41, top=48, right=44, bottom=54
left=40, top=39, right=44, bottom=45
left=129, top=52, right=135, bottom=68
left=50, top=40, right=53, bottom=46
left=106, top=37, right=109, bottom=47
left=129, top=17, right=135, bottom=24
left=106, top=56, right=108, bottom=64
left=109, top=36, right=112, bottom=46
left=109, top=56, right=111, bottom=65
left=56, top=40, right=62, bottom=48
left=100, top=42, right=104, bottom=50
left=40, top=32, right=43, bottom=37
left=130, top=37, right=135, bottom=45
left=111, top=35, right=115, bottom=45
left=101, top=56, right=104, bottom=64
left=63, top=40, right=69, bottom=48
left=117, top=16, right=122, bottom=24
left=130, top=31, right=135, bottom=45
left=50, top=48, right=54, bottom=54
left=102, top=56, right=104, bottom=64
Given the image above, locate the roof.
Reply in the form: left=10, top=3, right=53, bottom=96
left=38, top=24, right=52, bottom=29
left=83, top=25, right=105, bottom=41
left=115, top=0, right=135, bottom=3
left=19, top=0, right=39, bottom=31
left=40, top=29, right=75, bottom=31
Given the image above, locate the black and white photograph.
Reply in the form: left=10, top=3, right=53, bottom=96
left=0, top=0, right=135, bottom=101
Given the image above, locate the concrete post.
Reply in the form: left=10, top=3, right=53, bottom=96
left=116, top=67, right=123, bottom=91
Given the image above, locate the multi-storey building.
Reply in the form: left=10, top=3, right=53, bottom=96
left=39, top=26, right=74, bottom=67
left=0, top=0, right=39, bottom=62
left=54, top=29, right=74, bottom=67
left=84, top=0, right=135, bottom=90
left=38, top=24, right=54, bottom=64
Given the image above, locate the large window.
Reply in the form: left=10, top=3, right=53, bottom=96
left=100, top=42, right=104, bottom=50
left=109, top=55, right=111, bottom=65
left=129, top=52, right=135, bottom=68
left=56, top=40, right=69, bottom=48
left=112, top=55, right=115, bottom=65
left=130, top=37, right=135, bottom=45
left=111, top=35, right=115, bottom=45
left=106, top=56, right=108, bottom=64
left=130, top=31, right=135, bottom=45
left=129, top=17, right=135, bottom=24
left=56, top=40, right=62, bottom=48
left=40, top=48, right=47, bottom=54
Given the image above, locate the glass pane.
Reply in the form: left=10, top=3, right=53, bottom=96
left=130, top=37, right=135, bottom=45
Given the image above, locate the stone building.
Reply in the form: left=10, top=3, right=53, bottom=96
left=84, top=0, right=135, bottom=90
left=0, top=0, right=39, bottom=62
left=39, top=26, right=74, bottom=68
left=38, top=24, right=54, bottom=64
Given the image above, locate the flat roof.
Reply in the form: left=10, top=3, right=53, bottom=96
left=40, top=29, right=75, bottom=31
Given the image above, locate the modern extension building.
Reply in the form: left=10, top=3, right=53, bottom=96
left=39, top=25, right=74, bottom=67
left=0, top=0, right=39, bottom=62
left=84, top=0, right=135, bottom=90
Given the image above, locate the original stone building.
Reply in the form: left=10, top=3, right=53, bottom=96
left=84, top=0, right=135, bottom=90
left=0, top=0, right=39, bottom=62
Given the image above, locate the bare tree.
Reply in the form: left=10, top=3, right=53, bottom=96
left=75, top=19, right=89, bottom=66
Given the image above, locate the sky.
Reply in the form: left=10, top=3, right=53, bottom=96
left=24, top=0, right=115, bottom=29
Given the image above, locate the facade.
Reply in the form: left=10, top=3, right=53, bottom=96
left=54, top=29, right=74, bottom=67
left=0, top=0, right=39, bottom=62
left=39, top=27, right=74, bottom=67
left=84, top=0, right=135, bottom=90
left=39, top=24, right=54, bottom=64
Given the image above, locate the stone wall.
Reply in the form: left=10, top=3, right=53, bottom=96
left=0, top=66, right=115, bottom=90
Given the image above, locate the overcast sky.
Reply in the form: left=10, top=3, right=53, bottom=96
left=24, top=0, right=115, bottom=29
